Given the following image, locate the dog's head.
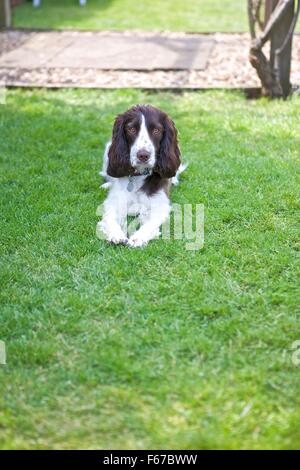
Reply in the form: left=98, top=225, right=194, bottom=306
left=107, top=105, right=181, bottom=178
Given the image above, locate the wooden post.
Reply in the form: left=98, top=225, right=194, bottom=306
left=268, top=0, right=295, bottom=97
left=265, top=0, right=274, bottom=26
left=0, top=0, right=11, bottom=28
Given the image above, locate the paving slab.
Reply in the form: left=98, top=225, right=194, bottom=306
left=0, top=31, right=214, bottom=70
left=0, top=31, right=299, bottom=89
left=0, top=32, right=75, bottom=68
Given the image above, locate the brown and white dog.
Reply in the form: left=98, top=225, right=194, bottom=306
left=98, top=104, right=185, bottom=248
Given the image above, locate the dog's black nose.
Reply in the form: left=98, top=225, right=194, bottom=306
left=137, top=150, right=150, bottom=163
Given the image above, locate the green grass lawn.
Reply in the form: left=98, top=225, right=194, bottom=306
left=0, top=88, right=299, bottom=449
left=13, top=0, right=248, bottom=32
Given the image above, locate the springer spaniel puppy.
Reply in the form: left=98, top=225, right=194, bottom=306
left=98, top=104, right=184, bottom=248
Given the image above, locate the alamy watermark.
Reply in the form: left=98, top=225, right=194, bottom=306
left=0, top=340, right=6, bottom=365
left=96, top=203, right=204, bottom=251
left=0, top=83, right=7, bottom=105
left=291, top=340, right=300, bottom=366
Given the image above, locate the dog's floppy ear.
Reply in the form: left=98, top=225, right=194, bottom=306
left=156, top=115, right=181, bottom=178
left=107, top=114, right=132, bottom=177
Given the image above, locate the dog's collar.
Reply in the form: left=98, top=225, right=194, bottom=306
left=127, top=169, right=151, bottom=192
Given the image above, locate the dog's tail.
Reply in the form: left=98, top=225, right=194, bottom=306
left=171, top=163, right=188, bottom=186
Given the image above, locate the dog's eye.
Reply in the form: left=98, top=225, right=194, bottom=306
left=127, top=127, right=136, bottom=135
left=152, top=128, right=161, bottom=135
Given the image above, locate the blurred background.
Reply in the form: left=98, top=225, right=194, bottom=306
left=1, top=1, right=299, bottom=93
left=10, top=0, right=249, bottom=32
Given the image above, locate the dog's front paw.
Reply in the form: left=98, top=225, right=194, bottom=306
left=108, top=234, right=128, bottom=245
left=128, top=235, right=148, bottom=248
left=97, top=221, right=128, bottom=245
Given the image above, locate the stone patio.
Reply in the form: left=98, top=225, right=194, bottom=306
left=0, top=30, right=299, bottom=89
left=0, top=31, right=214, bottom=70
